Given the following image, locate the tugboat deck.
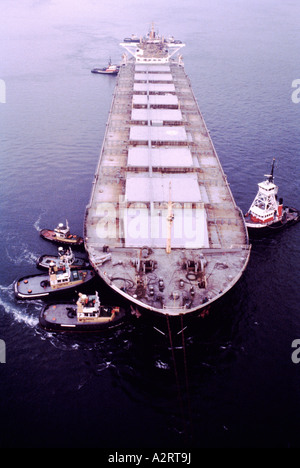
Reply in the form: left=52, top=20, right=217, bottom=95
left=84, top=34, right=250, bottom=317
left=40, top=302, right=127, bottom=331
left=14, top=269, right=95, bottom=299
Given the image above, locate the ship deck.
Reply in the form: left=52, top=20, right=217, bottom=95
left=84, top=56, right=250, bottom=316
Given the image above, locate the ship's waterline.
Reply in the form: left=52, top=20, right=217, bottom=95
left=84, top=26, right=251, bottom=316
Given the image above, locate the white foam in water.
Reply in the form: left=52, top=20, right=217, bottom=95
left=5, top=242, right=39, bottom=266
left=155, top=360, right=170, bottom=370
left=0, top=283, right=39, bottom=328
left=33, top=210, right=46, bottom=232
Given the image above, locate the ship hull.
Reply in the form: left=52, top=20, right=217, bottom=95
left=91, top=69, right=118, bottom=75
left=88, top=245, right=251, bottom=319
left=245, top=206, right=300, bottom=234
left=40, top=229, right=84, bottom=248
left=14, top=269, right=95, bottom=300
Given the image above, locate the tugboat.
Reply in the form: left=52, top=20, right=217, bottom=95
left=37, top=246, right=89, bottom=270
left=14, top=257, right=95, bottom=300
left=39, top=291, right=126, bottom=332
left=40, top=220, right=84, bottom=247
left=244, top=158, right=300, bottom=233
left=123, top=34, right=140, bottom=43
left=91, top=58, right=120, bottom=75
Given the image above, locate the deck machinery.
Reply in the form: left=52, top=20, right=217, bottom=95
left=84, top=26, right=251, bottom=318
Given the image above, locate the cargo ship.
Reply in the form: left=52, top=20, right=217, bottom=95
left=84, top=25, right=251, bottom=319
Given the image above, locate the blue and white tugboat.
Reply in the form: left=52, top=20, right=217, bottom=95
left=39, top=291, right=126, bottom=332
left=244, top=159, right=299, bottom=233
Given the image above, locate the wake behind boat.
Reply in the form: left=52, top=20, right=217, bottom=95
left=39, top=291, right=127, bottom=332
left=244, top=159, right=300, bottom=233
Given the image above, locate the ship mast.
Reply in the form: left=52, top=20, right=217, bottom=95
left=166, top=182, right=174, bottom=254
left=264, top=158, right=275, bottom=183
left=149, top=22, right=155, bottom=40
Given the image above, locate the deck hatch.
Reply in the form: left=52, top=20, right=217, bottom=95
left=127, top=147, right=193, bottom=167
left=135, top=65, right=171, bottom=72
left=125, top=174, right=201, bottom=203
left=134, top=73, right=173, bottom=81
left=131, top=108, right=183, bottom=122
left=133, top=83, right=176, bottom=92
left=129, top=125, right=187, bottom=142
left=132, top=94, right=178, bottom=106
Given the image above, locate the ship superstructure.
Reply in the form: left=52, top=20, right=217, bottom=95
left=84, top=26, right=251, bottom=317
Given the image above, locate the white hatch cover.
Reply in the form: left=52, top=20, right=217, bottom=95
left=134, top=73, right=173, bottom=81
left=133, top=83, right=176, bottom=92
left=123, top=174, right=209, bottom=248
left=129, top=125, right=187, bottom=142
left=131, top=108, right=182, bottom=122
left=127, top=147, right=193, bottom=167
left=135, top=65, right=171, bottom=72
left=125, top=174, right=201, bottom=203
left=132, top=94, right=178, bottom=106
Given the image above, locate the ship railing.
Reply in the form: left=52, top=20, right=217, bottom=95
left=225, top=244, right=251, bottom=250
left=85, top=241, right=251, bottom=251
left=87, top=74, right=123, bottom=207
left=207, top=217, right=243, bottom=225
left=202, top=245, right=251, bottom=253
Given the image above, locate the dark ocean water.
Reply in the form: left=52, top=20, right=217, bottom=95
left=0, top=0, right=299, bottom=450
